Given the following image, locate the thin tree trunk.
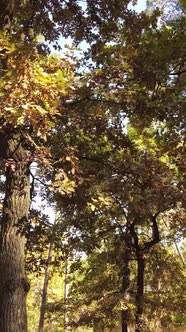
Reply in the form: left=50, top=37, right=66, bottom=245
left=0, top=133, right=31, bottom=332
left=130, top=215, right=160, bottom=332
left=121, top=260, right=130, bottom=332
left=135, top=254, right=145, bottom=332
left=38, top=220, right=56, bottom=332
left=163, top=220, right=185, bottom=265
left=64, top=254, right=69, bottom=332
left=121, top=310, right=129, bottom=332
left=121, top=231, right=132, bottom=332
left=174, top=241, right=185, bottom=266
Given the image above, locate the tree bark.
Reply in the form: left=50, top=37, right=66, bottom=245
left=0, top=132, right=31, bottom=332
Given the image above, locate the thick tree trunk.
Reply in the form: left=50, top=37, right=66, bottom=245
left=0, top=132, right=31, bottom=332
left=135, top=254, right=145, bottom=332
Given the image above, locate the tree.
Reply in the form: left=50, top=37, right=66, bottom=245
left=40, top=1, right=185, bottom=329
left=50, top=121, right=184, bottom=330
left=144, top=243, right=186, bottom=330
left=38, top=217, right=57, bottom=332
left=0, top=1, right=185, bottom=331
left=0, top=2, right=79, bottom=330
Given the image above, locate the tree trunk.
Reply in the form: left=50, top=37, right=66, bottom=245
left=121, top=260, right=130, bottom=332
left=0, top=132, right=31, bottom=332
left=130, top=216, right=160, bottom=332
left=64, top=254, right=70, bottom=332
left=121, top=232, right=132, bottom=332
left=135, top=254, right=145, bottom=332
left=38, top=221, right=56, bottom=332
left=121, top=308, right=129, bottom=332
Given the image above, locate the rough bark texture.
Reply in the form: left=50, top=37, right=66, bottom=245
left=0, top=132, right=31, bottom=332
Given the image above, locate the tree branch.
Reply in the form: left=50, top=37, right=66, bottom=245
left=143, top=214, right=160, bottom=252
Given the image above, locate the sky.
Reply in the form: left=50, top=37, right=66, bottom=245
left=129, top=0, right=147, bottom=12
left=77, top=0, right=147, bottom=12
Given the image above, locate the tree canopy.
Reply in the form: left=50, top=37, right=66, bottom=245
left=0, top=1, right=185, bottom=332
